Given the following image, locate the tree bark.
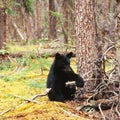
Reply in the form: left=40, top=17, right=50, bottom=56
left=75, top=0, right=98, bottom=80
left=49, top=0, right=57, bottom=40
left=115, top=0, right=120, bottom=39
left=0, top=8, right=6, bottom=49
left=62, top=0, right=69, bottom=43
left=118, top=55, right=120, bottom=113
left=101, top=0, right=110, bottom=18
left=115, top=0, right=120, bottom=113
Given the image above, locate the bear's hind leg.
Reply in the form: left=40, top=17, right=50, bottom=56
left=48, top=89, right=64, bottom=102
left=63, top=86, right=76, bottom=100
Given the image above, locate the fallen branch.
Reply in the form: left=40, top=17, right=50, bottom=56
left=0, top=108, right=11, bottom=116
left=98, top=103, right=106, bottom=120
left=30, top=88, right=51, bottom=101
left=14, top=88, right=51, bottom=103
left=116, top=104, right=120, bottom=117
left=8, top=51, right=76, bottom=58
left=62, top=109, right=80, bottom=118
left=14, top=95, right=39, bottom=103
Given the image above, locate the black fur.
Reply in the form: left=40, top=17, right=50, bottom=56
left=47, top=52, right=84, bottom=102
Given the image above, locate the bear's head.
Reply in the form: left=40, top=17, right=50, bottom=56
left=54, top=52, right=73, bottom=72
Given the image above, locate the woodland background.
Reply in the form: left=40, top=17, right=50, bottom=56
left=0, top=0, right=120, bottom=120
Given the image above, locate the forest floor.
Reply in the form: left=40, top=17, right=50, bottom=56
left=0, top=58, right=93, bottom=120
left=0, top=43, right=117, bottom=120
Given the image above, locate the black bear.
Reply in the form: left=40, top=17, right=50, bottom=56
left=47, top=52, right=84, bottom=102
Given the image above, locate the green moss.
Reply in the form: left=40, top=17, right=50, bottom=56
left=23, top=0, right=35, bottom=13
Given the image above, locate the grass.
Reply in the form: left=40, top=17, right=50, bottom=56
left=7, top=43, right=38, bottom=54
left=0, top=56, right=50, bottom=119
left=1, top=40, right=118, bottom=119
left=0, top=49, right=86, bottom=119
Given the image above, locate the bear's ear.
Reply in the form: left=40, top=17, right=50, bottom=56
left=55, top=52, right=61, bottom=59
left=66, top=52, right=73, bottom=58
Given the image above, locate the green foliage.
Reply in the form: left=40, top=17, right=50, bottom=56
left=12, top=1, right=21, bottom=6
left=50, top=11, right=63, bottom=18
left=4, top=93, right=14, bottom=98
left=0, top=49, right=9, bottom=55
left=23, top=0, right=35, bottom=13
left=16, top=56, right=31, bottom=67
left=0, top=53, right=51, bottom=83
left=42, top=53, right=51, bottom=59
left=6, top=8, right=16, bottom=15
left=5, top=1, right=20, bottom=15
left=38, top=37, right=49, bottom=43
left=26, top=80, right=46, bottom=89
left=0, top=61, right=11, bottom=70
left=2, top=76, right=15, bottom=82
left=5, top=0, right=35, bottom=14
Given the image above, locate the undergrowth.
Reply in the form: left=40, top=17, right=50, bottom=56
left=0, top=52, right=86, bottom=120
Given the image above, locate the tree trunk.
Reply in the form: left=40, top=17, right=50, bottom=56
left=6, top=0, right=44, bottom=42
left=48, top=0, right=57, bottom=40
left=0, top=8, right=6, bottom=49
left=75, top=0, right=98, bottom=80
left=115, top=0, right=120, bottom=39
left=115, top=0, right=120, bottom=113
left=34, top=0, right=42, bottom=39
left=101, top=0, right=110, bottom=18
left=62, top=0, right=69, bottom=43
left=62, top=0, right=75, bottom=43
left=118, top=55, right=120, bottom=113
left=75, top=0, right=104, bottom=92
left=101, top=0, right=115, bottom=46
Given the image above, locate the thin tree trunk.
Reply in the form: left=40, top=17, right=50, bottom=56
left=49, top=0, right=57, bottom=40
left=0, top=8, right=6, bottom=49
left=115, top=0, right=120, bottom=39
left=34, top=0, right=42, bottom=39
left=62, top=0, right=69, bottom=43
left=6, top=0, right=44, bottom=42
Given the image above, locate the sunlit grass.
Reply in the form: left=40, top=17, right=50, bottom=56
left=0, top=48, right=86, bottom=119
left=7, top=44, right=39, bottom=53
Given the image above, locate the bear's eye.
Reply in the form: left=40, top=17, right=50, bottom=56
left=64, top=61, right=70, bottom=66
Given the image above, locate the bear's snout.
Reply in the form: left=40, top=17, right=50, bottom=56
left=64, top=66, right=72, bottom=72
